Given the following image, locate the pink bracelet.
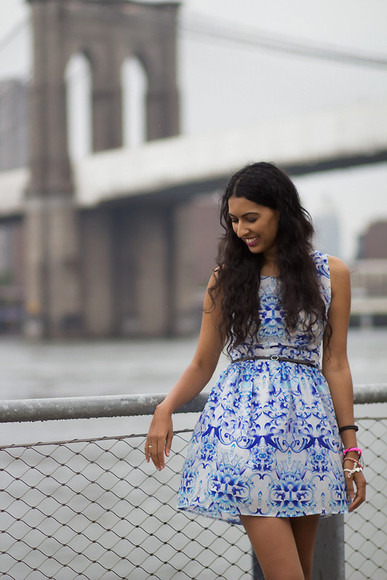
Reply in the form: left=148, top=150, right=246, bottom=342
left=343, top=447, right=362, bottom=457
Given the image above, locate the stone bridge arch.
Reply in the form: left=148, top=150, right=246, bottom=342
left=25, top=0, right=180, bottom=338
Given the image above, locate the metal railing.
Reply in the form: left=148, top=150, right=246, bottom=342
left=0, top=385, right=386, bottom=579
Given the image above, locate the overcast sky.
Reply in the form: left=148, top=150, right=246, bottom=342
left=1, top=0, right=387, bottom=259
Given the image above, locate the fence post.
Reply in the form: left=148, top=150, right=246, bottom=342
left=313, top=515, right=345, bottom=579
left=252, top=515, right=345, bottom=579
left=252, top=550, right=264, bottom=579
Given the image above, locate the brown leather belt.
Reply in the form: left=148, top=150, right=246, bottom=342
left=231, top=355, right=319, bottom=368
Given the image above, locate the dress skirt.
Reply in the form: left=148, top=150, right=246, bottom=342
left=177, top=358, right=349, bottom=524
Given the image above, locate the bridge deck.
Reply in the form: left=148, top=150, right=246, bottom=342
left=0, top=99, right=387, bottom=217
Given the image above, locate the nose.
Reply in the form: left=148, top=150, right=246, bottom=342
left=235, top=221, right=249, bottom=238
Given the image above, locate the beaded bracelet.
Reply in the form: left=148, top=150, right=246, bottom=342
left=339, top=424, right=359, bottom=434
left=343, top=447, right=362, bottom=458
left=343, top=456, right=363, bottom=468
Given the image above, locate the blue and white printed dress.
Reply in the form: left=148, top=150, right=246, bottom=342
left=177, top=251, right=349, bottom=523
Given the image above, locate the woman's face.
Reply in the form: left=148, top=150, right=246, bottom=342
left=228, top=196, right=280, bottom=256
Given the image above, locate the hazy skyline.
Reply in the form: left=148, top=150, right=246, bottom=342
left=0, top=0, right=387, bottom=259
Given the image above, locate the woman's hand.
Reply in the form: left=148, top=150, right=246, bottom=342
left=344, top=460, right=366, bottom=512
left=144, top=273, right=223, bottom=471
left=145, top=403, right=174, bottom=471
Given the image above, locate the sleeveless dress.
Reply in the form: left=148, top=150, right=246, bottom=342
left=177, top=251, right=349, bottom=524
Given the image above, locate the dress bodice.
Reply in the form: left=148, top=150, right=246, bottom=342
left=229, top=251, right=331, bottom=365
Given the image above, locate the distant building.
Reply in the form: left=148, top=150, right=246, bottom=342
left=312, top=197, right=341, bottom=257
left=189, top=194, right=222, bottom=285
left=357, top=221, right=387, bottom=259
left=351, top=259, right=387, bottom=297
left=0, top=220, right=24, bottom=332
left=350, top=259, right=387, bottom=327
left=0, top=79, right=28, bottom=171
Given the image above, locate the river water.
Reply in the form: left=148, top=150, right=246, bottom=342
left=1, top=328, right=386, bottom=401
left=0, top=327, right=386, bottom=445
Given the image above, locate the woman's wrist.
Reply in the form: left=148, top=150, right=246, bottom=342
left=339, top=429, right=358, bottom=448
left=156, top=400, right=174, bottom=415
left=339, top=424, right=358, bottom=434
left=343, top=446, right=362, bottom=458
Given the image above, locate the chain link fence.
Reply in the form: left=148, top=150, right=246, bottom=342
left=344, top=415, right=386, bottom=579
left=0, top=390, right=386, bottom=579
left=0, top=428, right=252, bottom=579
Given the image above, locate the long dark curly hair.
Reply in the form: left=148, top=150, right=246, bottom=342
left=209, top=162, right=329, bottom=353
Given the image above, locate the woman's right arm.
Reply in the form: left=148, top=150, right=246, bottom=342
left=145, top=272, right=225, bottom=470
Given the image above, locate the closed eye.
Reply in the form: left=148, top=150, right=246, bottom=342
left=229, top=217, right=258, bottom=224
left=229, top=212, right=260, bottom=223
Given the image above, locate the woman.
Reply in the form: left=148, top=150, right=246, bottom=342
left=145, top=162, right=366, bottom=580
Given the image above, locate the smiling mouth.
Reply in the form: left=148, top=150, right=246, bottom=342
left=244, top=237, right=258, bottom=246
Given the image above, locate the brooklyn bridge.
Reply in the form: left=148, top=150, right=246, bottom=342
left=0, top=0, right=386, bottom=338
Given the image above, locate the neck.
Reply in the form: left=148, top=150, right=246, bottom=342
left=261, top=253, right=279, bottom=277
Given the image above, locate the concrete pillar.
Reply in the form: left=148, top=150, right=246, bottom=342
left=117, top=204, right=176, bottom=337
left=24, top=198, right=82, bottom=337
left=24, top=201, right=45, bottom=337
left=80, top=210, right=115, bottom=336
left=174, top=202, right=199, bottom=334
left=25, top=0, right=82, bottom=338
left=173, top=195, right=222, bottom=335
left=146, top=85, right=180, bottom=140
left=24, top=0, right=180, bottom=338
left=135, top=205, right=174, bottom=336
left=27, top=2, right=73, bottom=196
left=143, top=4, right=180, bottom=140
left=145, top=33, right=180, bottom=140
left=0, top=80, right=28, bottom=171
left=92, top=56, right=123, bottom=152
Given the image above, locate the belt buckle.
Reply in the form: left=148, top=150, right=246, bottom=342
left=270, top=355, right=279, bottom=361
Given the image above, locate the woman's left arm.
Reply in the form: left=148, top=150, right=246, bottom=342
left=322, top=256, right=366, bottom=512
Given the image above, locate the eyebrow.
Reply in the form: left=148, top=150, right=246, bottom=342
left=228, top=211, right=260, bottom=218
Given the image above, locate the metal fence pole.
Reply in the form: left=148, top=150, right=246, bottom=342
left=313, top=515, right=345, bottom=580
left=252, top=550, right=265, bottom=579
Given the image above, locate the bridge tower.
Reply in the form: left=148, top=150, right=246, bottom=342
left=25, top=0, right=180, bottom=337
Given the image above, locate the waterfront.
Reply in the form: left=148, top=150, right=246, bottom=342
left=1, top=327, right=386, bottom=401
left=0, top=329, right=386, bottom=579
left=0, top=326, right=385, bottom=446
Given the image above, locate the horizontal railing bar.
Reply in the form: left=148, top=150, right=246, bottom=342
left=352, top=384, right=387, bottom=404
left=0, top=392, right=209, bottom=423
left=0, top=385, right=386, bottom=424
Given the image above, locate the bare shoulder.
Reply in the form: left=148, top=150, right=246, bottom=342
left=328, top=255, right=350, bottom=282
left=328, top=256, right=351, bottom=301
